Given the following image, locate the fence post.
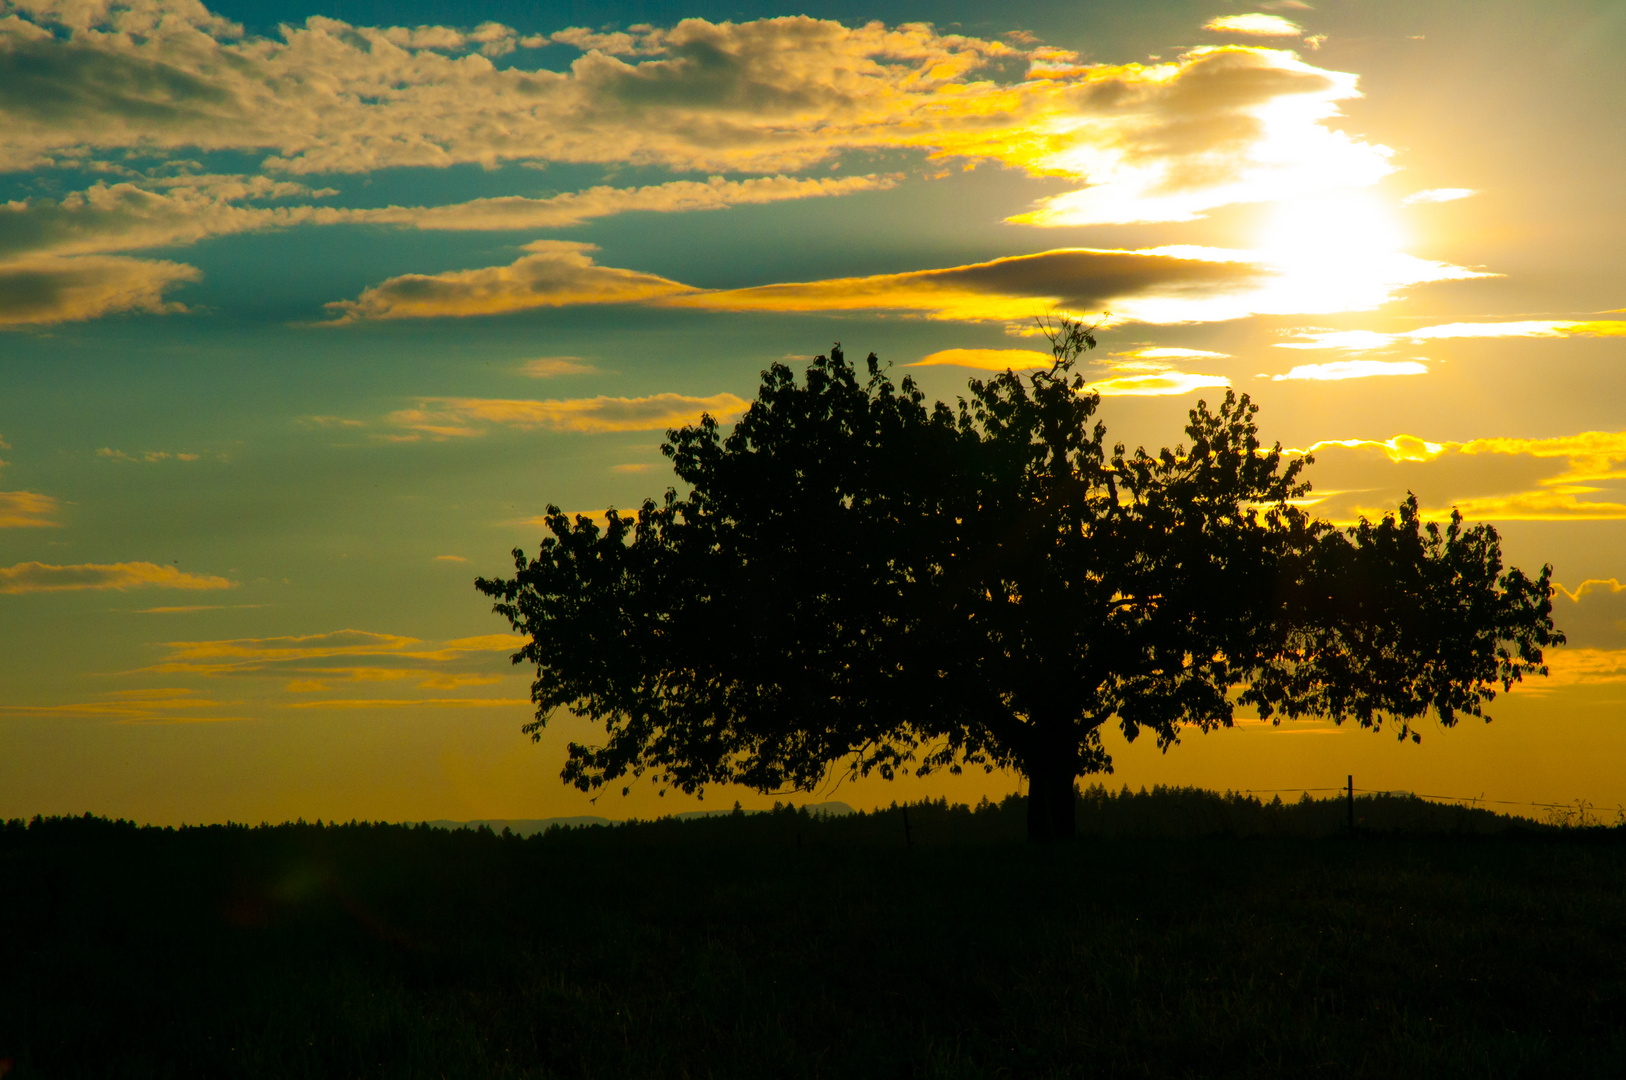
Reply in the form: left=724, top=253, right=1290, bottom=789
left=1347, top=775, right=1355, bottom=831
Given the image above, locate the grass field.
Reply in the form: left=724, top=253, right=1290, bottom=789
left=3, top=790, right=1624, bottom=1078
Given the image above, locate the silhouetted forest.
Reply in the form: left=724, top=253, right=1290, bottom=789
left=3, top=790, right=1624, bottom=1078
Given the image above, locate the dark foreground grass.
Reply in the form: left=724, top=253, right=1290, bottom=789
left=3, top=794, right=1624, bottom=1079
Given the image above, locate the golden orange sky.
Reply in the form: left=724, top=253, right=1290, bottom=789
left=3, top=0, right=1625, bottom=825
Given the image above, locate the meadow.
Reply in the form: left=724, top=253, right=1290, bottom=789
left=3, top=788, right=1623, bottom=1079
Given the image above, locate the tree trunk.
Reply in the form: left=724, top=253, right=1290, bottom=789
left=1025, top=756, right=1078, bottom=841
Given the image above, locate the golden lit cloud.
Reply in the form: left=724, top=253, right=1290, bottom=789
left=1297, top=430, right=1626, bottom=523
left=0, top=177, right=315, bottom=260
left=1273, top=360, right=1428, bottom=380
left=0, top=255, right=198, bottom=325
left=0, top=561, right=234, bottom=594
left=1297, top=435, right=1445, bottom=462
left=675, top=247, right=1265, bottom=324
left=0, top=9, right=1393, bottom=230
left=0, top=175, right=891, bottom=277
left=387, top=393, right=749, bottom=438
left=148, top=629, right=523, bottom=689
left=1530, top=649, right=1626, bottom=687
left=676, top=242, right=1476, bottom=326
left=138, top=628, right=527, bottom=703
left=910, top=348, right=1055, bottom=370
left=1091, top=369, right=1231, bottom=396
left=325, top=241, right=695, bottom=322
left=1204, top=14, right=1305, bottom=37
left=1554, top=578, right=1626, bottom=604
left=1115, top=346, right=1231, bottom=360
left=0, top=491, right=60, bottom=528
left=345, top=175, right=895, bottom=231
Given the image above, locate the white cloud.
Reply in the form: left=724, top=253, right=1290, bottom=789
left=1402, top=188, right=1476, bottom=205
left=1272, top=359, right=1428, bottom=380
left=1204, top=15, right=1305, bottom=37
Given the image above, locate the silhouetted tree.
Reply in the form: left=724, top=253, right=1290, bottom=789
left=477, top=325, right=1562, bottom=840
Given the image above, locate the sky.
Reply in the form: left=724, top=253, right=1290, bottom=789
left=3, top=0, right=1626, bottom=826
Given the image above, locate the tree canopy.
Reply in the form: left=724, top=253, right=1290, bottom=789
left=477, top=329, right=1563, bottom=840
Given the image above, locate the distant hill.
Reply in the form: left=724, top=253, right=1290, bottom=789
left=423, top=801, right=856, bottom=837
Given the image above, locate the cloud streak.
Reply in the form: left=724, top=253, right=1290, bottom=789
left=145, top=628, right=526, bottom=695
left=324, top=241, right=694, bottom=322
left=668, top=243, right=1477, bottom=326
left=1273, top=359, right=1428, bottom=380
left=0, top=688, right=243, bottom=723
left=1278, top=321, right=1626, bottom=351
left=387, top=393, right=750, bottom=438
left=0, top=561, right=235, bottom=594
left=673, top=246, right=1266, bottom=324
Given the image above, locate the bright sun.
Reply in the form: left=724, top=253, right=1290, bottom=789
left=1255, top=191, right=1409, bottom=261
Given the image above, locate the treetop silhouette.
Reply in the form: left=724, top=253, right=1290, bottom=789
left=477, top=323, right=1562, bottom=840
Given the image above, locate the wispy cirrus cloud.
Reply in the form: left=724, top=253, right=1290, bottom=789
left=146, top=629, right=525, bottom=694
left=98, top=447, right=201, bottom=462
left=910, top=346, right=1229, bottom=395
left=0, top=560, right=234, bottom=594
left=0, top=491, right=61, bottom=528
left=387, top=393, right=749, bottom=438
left=344, top=174, right=895, bottom=232
left=910, top=348, right=1055, bottom=371
left=0, top=174, right=891, bottom=260
left=0, top=688, right=244, bottom=723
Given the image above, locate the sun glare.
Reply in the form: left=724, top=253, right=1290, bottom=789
left=1256, top=192, right=1408, bottom=261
